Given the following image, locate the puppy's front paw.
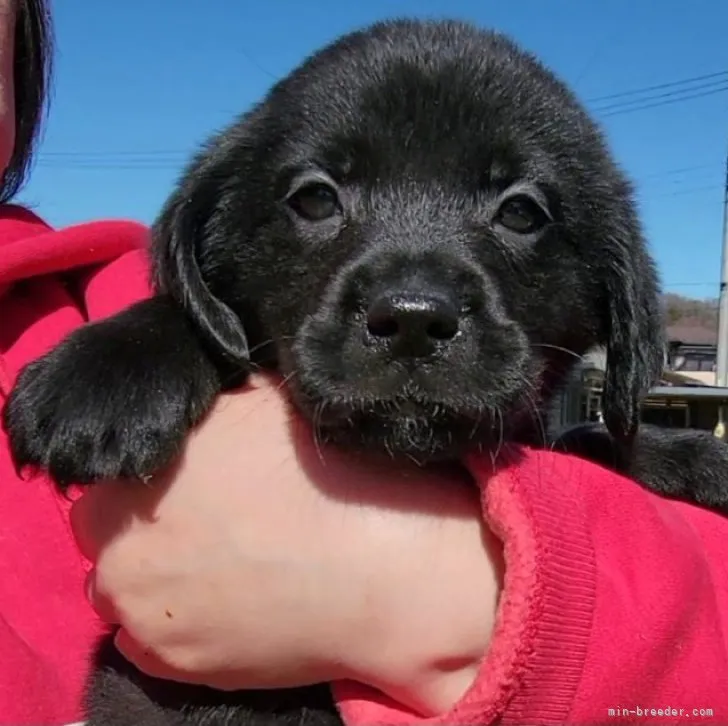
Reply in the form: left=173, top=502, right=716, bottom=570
left=3, top=297, right=224, bottom=489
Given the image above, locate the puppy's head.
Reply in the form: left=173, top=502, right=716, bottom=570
left=152, top=19, right=663, bottom=461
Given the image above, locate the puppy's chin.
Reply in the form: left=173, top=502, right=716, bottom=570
left=294, top=395, right=499, bottom=462
left=323, top=418, right=485, bottom=463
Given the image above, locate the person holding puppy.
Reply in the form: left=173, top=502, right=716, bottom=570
left=1, top=2, right=728, bottom=726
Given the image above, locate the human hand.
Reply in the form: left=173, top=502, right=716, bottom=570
left=72, top=374, right=502, bottom=715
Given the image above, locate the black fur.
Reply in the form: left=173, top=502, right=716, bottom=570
left=4, top=18, right=728, bottom=726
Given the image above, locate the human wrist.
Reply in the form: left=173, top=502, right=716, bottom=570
left=345, top=477, right=503, bottom=716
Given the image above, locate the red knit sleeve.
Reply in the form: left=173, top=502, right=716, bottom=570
left=0, top=212, right=151, bottom=726
left=335, top=447, right=728, bottom=726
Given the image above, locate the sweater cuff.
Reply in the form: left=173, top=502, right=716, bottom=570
left=333, top=446, right=596, bottom=726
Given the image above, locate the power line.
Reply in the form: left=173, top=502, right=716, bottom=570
left=637, top=184, right=723, bottom=201
left=666, top=282, right=720, bottom=289
left=586, top=70, right=728, bottom=103
left=34, top=91, right=728, bottom=167
left=236, top=46, right=279, bottom=82
left=35, top=162, right=181, bottom=170
left=598, top=84, right=728, bottom=118
left=32, top=154, right=726, bottom=191
left=573, top=22, right=626, bottom=88
left=639, top=163, right=720, bottom=180
left=31, top=71, right=728, bottom=170
left=39, top=150, right=185, bottom=157
left=31, top=68, right=728, bottom=165
left=594, top=78, right=728, bottom=114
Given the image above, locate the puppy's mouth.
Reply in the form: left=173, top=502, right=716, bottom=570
left=285, top=310, right=538, bottom=461
left=296, top=386, right=501, bottom=462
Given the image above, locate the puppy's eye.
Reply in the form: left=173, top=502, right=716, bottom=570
left=288, top=183, right=340, bottom=221
left=494, top=195, right=549, bottom=234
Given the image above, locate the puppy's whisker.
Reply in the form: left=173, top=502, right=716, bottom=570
left=247, top=339, right=275, bottom=357
left=531, top=343, right=585, bottom=364
left=405, top=452, right=425, bottom=467
left=469, top=408, right=484, bottom=440
left=488, top=448, right=498, bottom=472
left=312, top=401, right=327, bottom=466
left=520, top=386, right=548, bottom=448
left=247, top=335, right=297, bottom=358
left=493, top=407, right=505, bottom=463
left=275, top=369, right=298, bottom=392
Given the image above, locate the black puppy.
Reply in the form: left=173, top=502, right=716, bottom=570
left=5, top=18, right=728, bottom=726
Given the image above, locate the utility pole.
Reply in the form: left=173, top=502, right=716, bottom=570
left=715, top=149, right=728, bottom=388
left=713, top=149, right=728, bottom=439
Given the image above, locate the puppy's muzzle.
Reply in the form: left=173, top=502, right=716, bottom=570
left=366, top=290, right=460, bottom=359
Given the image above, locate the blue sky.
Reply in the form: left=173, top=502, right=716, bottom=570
left=22, top=0, right=728, bottom=300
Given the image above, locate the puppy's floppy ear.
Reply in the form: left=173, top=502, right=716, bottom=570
left=150, top=129, right=256, bottom=387
left=601, top=217, right=665, bottom=446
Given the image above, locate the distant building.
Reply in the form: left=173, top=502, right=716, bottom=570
left=664, top=324, right=717, bottom=386
left=548, top=349, right=607, bottom=431
left=550, top=323, right=723, bottom=433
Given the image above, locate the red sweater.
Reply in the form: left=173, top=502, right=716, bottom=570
left=1, top=207, right=727, bottom=726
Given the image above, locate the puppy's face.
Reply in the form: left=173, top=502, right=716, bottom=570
left=155, top=21, right=663, bottom=461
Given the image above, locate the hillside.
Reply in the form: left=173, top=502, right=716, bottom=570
left=663, top=293, right=718, bottom=328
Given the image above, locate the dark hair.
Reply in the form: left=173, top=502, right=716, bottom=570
left=0, top=0, right=53, bottom=203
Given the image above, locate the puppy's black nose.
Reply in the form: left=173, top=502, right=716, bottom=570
left=366, top=292, right=460, bottom=356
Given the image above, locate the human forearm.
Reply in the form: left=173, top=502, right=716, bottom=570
left=339, top=475, right=503, bottom=717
